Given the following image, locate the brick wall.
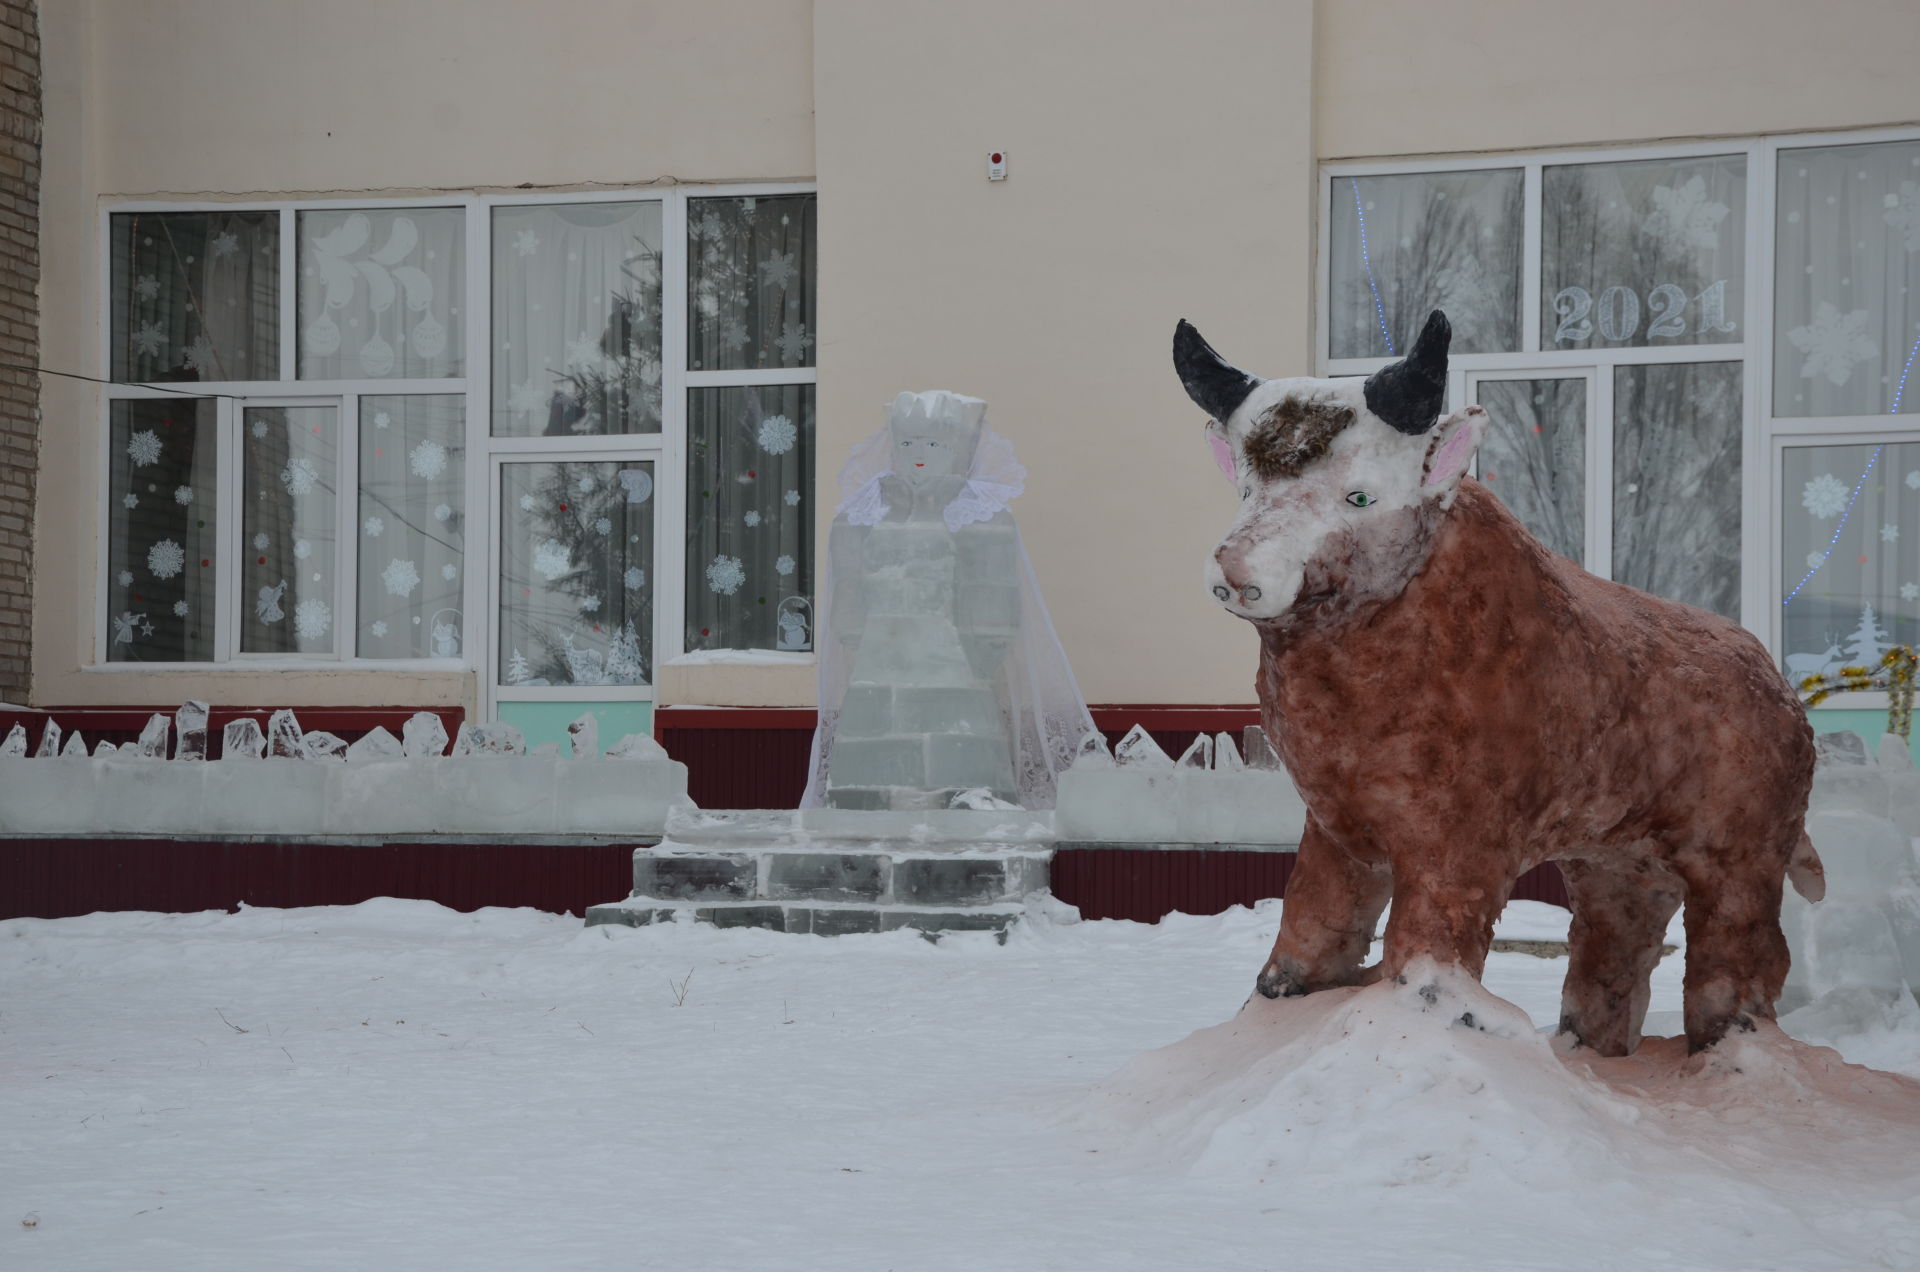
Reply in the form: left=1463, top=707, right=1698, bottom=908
left=0, top=2, right=34, bottom=703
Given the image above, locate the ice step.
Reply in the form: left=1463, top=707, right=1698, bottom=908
left=583, top=897, right=1024, bottom=941
left=629, top=847, right=1049, bottom=907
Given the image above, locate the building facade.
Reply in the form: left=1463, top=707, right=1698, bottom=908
left=20, top=0, right=1920, bottom=754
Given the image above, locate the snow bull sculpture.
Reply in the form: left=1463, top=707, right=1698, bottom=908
left=1175, top=310, right=1823, bottom=1054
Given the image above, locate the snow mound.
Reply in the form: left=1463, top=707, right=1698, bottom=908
left=1075, top=959, right=1920, bottom=1252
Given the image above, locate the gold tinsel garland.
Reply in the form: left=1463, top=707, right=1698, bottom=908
left=1798, top=645, right=1918, bottom=740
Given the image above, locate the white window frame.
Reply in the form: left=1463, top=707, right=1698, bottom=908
left=92, top=183, right=819, bottom=712
left=1321, top=125, right=1920, bottom=710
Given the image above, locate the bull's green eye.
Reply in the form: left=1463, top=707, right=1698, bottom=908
left=1346, top=491, right=1374, bottom=508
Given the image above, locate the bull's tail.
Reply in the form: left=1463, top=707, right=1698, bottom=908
left=1788, top=830, right=1826, bottom=903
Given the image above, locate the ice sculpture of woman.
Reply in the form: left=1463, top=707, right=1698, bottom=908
left=802, top=390, right=1093, bottom=810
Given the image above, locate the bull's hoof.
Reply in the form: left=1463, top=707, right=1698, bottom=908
left=1256, top=962, right=1308, bottom=999
left=1686, top=1011, right=1757, bottom=1055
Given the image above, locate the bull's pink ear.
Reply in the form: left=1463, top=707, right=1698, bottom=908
left=1422, top=405, right=1488, bottom=490
left=1208, top=430, right=1237, bottom=483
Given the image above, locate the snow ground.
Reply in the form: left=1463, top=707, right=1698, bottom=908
left=3, top=899, right=1918, bottom=1271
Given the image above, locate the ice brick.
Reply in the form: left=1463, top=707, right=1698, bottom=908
left=133, top=713, right=171, bottom=759
left=267, top=709, right=306, bottom=759
left=606, top=732, right=669, bottom=762
left=402, top=711, right=449, bottom=758
left=1213, top=732, right=1244, bottom=771
left=59, top=730, right=86, bottom=758
left=222, top=717, right=266, bottom=760
left=0, top=756, right=99, bottom=832
left=567, top=712, right=599, bottom=758
left=556, top=755, right=690, bottom=834
left=434, top=756, right=557, bottom=833
left=1177, top=734, right=1213, bottom=769
left=323, top=759, right=440, bottom=835
left=1114, top=724, right=1172, bottom=770
left=1072, top=731, right=1114, bottom=770
left=33, top=720, right=59, bottom=758
left=175, top=701, right=210, bottom=762
left=345, top=726, right=404, bottom=762
left=1816, top=731, right=1870, bottom=766
left=200, top=757, right=328, bottom=834
left=303, top=731, right=348, bottom=761
left=1242, top=725, right=1282, bottom=771
left=0, top=723, right=25, bottom=757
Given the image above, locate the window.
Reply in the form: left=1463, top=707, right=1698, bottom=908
left=101, top=187, right=818, bottom=707
left=1326, top=128, right=1920, bottom=688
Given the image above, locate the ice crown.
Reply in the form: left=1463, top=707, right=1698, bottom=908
left=886, top=389, right=988, bottom=441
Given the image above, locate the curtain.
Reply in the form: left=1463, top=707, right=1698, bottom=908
left=1774, top=138, right=1920, bottom=418
left=357, top=395, right=465, bottom=658
left=106, top=399, right=217, bottom=661
left=297, top=208, right=464, bottom=380
left=1780, top=440, right=1920, bottom=675
left=111, top=210, right=278, bottom=383
left=241, top=405, right=339, bottom=653
left=687, top=194, right=817, bottom=372
left=491, top=201, right=663, bottom=437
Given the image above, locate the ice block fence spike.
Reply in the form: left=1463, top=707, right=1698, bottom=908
left=60, top=730, right=86, bottom=758
left=1177, top=734, right=1214, bottom=769
left=222, top=717, right=266, bottom=760
left=1113, top=724, right=1173, bottom=770
left=606, top=732, right=668, bottom=762
left=345, top=726, right=404, bottom=762
left=1213, top=731, right=1245, bottom=771
left=567, top=712, right=599, bottom=758
left=175, top=701, right=209, bottom=762
left=33, top=719, right=60, bottom=758
left=1073, top=731, right=1115, bottom=770
left=267, top=709, right=306, bottom=759
left=91, top=740, right=114, bottom=758
left=303, top=731, right=348, bottom=762
left=136, top=713, right=171, bottom=759
left=402, top=711, right=449, bottom=758
left=1, top=723, right=26, bottom=757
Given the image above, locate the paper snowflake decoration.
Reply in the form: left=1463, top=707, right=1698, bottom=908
left=563, top=333, right=604, bottom=372
left=122, top=493, right=138, bottom=509
left=373, top=411, right=391, bottom=430
left=618, top=469, right=653, bottom=503
left=117, top=570, right=133, bottom=587
left=595, top=517, right=612, bottom=536
left=252, top=532, right=269, bottom=551
left=169, top=485, right=191, bottom=506
left=370, top=620, right=390, bottom=638
left=757, top=415, right=797, bottom=455
left=250, top=418, right=268, bottom=440
left=1903, top=583, right=1920, bottom=603
left=718, top=315, right=749, bottom=350
left=440, top=563, right=458, bottom=581
left=127, top=429, right=163, bottom=467
left=173, top=600, right=190, bottom=618
left=514, top=228, right=540, bottom=257
left=133, top=274, right=161, bottom=301
left=147, top=538, right=185, bottom=580
left=210, top=231, right=239, bottom=257
left=131, top=322, right=167, bottom=358
left=294, top=539, right=312, bottom=560
left=409, top=440, right=448, bottom=481
left=281, top=457, right=320, bottom=497
left=182, top=335, right=218, bottom=373
left=380, top=558, right=421, bottom=597
left=1789, top=303, right=1878, bottom=387
left=1642, top=175, right=1731, bottom=253
left=1885, top=182, right=1920, bottom=253
left=576, top=475, right=596, bottom=494
left=1908, top=471, right=1920, bottom=491
left=623, top=566, right=645, bottom=591
left=774, top=322, right=813, bottom=364
left=759, top=251, right=797, bottom=289
left=1884, top=524, right=1901, bottom=543
left=519, top=493, right=537, bottom=512
left=364, top=516, right=385, bottom=538
left=532, top=538, right=571, bottom=581
left=579, top=595, right=602, bottom=613
left=1802, top=473, right=1849, bottom=520
left=783, top=489, right=801, bottom=506
left=1807, top=550, right=1828, bottom=571
left=743, top=510, right=762, bottom=527
left=293, top=597, right=331, bottom=641
left=775, top=554, right=795, bottom=576
left=705, top=554, right=746, bottom=595
left=433, top=503, right=452, bottom=522
left=508, top=379, right=549, bottom=416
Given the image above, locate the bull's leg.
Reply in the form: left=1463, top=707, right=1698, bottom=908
left=1256, top=817, right=1391, bottom=999
left=1673, top=863, right=1789, bottom=1053
left=1375, top=857, right=1510, bottom=985
left=1556, top=858, right=1684, bottom=1057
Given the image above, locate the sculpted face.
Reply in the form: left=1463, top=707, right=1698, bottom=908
left=893, top=430, right=962, bottom=488
left=1174, top=311, right=1488, bottom=629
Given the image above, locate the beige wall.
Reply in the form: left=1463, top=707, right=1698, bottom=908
left=32, top=0, right=814, bottom=710
left=813, top=0, right=1316, bottom=706
left=1316, top=0, right=1920, bottom=159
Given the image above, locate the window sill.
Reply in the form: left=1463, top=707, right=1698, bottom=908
left=663, top=650, right=815, bottom=668
left=84, top=659, right=472, bottom=674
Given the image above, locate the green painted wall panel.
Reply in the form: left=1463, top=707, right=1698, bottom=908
left=1809, top=708, right=1915, bottom=761
left=497, top=701, right=654, bottom=756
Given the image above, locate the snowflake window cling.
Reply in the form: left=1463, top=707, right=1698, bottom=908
left=281, top=457, right=320, bottom=497
left=381, top=558, right=421, bottom=598
left=775, top=322, right=813, bottom=364
left=122, top=493, right=138, bottom=509
left=252, top=532, right=270, bottom=551
left=623, top=566, right=646, bottom=591
left=409, top=440, right=448, bottom=481
left=370, top=620, right=390, bottom=638
left=532, top=538, right=571, bottom=582
left=1790, top=303, right=1879, bottom=387
left=743, top=510, right=761, bottom=527
left=293, top=539, right=313, bottom=560
left=1642, top=175, right=1731, bottom=253
left=594, top=517, right=612, bottom=536
left=131, top=322, right=167, bottom=358
left=116, top=570, right=133, bottom=587
left=147, top=538, right=186, bottom=580
left=173, top=486, right=193, bottom=505
left=293, top=597, right=331, bottom=642
left=706, top=555, right=746, bottom=595
left=758, top=415, right=797, bottom=455
left=126, top=429, right=163, bottom=467
left=775, top=554, right=795, bottom=577
left=1803, top=473, right=1850, bottom=520
left=783, top=489, right=801, bottom=506
left=579, top=595, right=602, bottom=613
left=433, top=503, right=452, bottom=522
left=364, top=516, right=385, bottom=538
left=440, top=564, right=458, bottom=581
left=173, top=600, right=190, bottom=618
left=133, top=274, right=161, bottom=302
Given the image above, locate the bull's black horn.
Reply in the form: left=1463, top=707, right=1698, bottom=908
left=1363, top=309, right=1451, bottom=436
left=1174, top=319, right=1263, bottom=424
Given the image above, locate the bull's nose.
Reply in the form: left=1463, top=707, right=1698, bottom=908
left=1212, top=585, right=1230, bottom=602
left=1240, top=585, right=1261, bottom=602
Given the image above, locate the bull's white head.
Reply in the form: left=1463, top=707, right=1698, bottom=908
left=1174, top=310, right=1488, bottom=632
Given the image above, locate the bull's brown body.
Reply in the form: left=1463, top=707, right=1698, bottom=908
left=1256, top=477, right=1816, bottom=1054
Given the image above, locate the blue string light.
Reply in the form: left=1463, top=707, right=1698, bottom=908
left=1350, top=178, right=1395, bottom=356
left=1894, top=332, right=1920, bottom=415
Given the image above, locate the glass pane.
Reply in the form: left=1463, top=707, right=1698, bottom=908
left=357, top=396, right=464, bottom=658
left=1328, top=169, right=1522, bottom=358
left=499, top=461, right=653, bottom=686
left=1774, top=138, right=1920, bottom=417
left=1543, top=155, right=1745, bottom=351
left=685, top=384, right=815, bottom=653
left=1612, top=362, right=1742, bottom=619
left=297, top=208, right=464, bottom=379
left=491, top=201, right=663, bottom=437
left=106, top=399, right=217, bottom=661
left=687, top=194, right=817, bottom=371
left=1475, top=378, right=1586, bottom=563
left=242, top=405, right=339, bottom=654
left=1781, top=441, right=1920, bottom=676
left=111, top=210, right=278, bottom=383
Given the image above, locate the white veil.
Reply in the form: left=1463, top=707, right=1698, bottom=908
left=801, top=395, right=1094, bottom=809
